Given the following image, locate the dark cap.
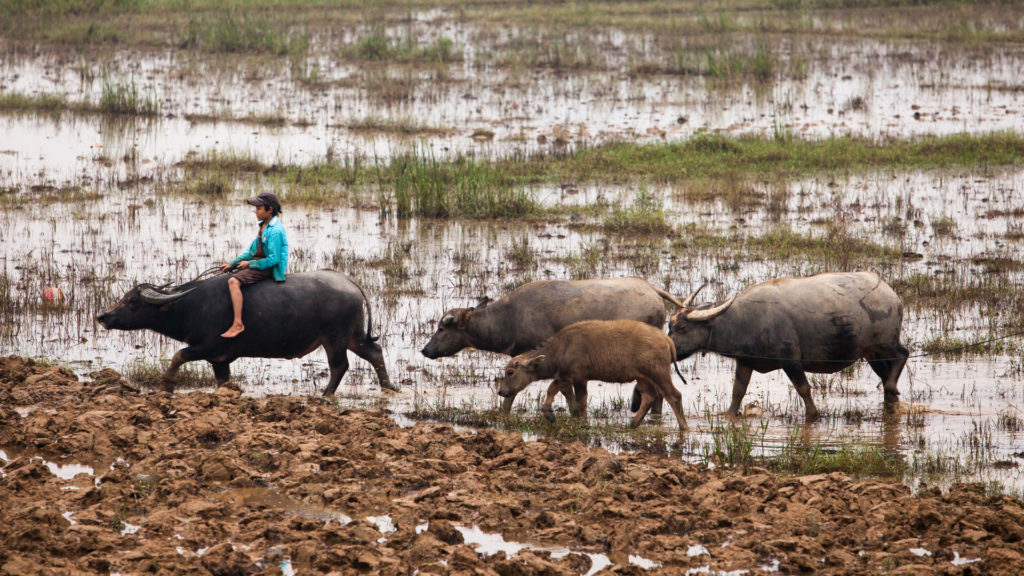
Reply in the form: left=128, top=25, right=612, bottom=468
left=246, top=192, right=282, bottom=213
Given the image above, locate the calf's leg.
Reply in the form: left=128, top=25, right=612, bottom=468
left=648, top=370, right=688, bottom=431
left=572, top=379, right=589, bottom=422
left=541, top=377, right=576, bottom=422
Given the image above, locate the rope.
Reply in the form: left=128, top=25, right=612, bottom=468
left=694, top=330, right=1024, bottom=365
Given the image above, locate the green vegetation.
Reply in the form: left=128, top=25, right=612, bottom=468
left=100, top=77, right=159, bottom=115
left=181, top=12, right=302, bottom=55
left=602, top=188, right=671, bottom=235
left=166, top=132, right=1024, bottom=217
left=123, top=360, right=214, bottom=390
left=0, top=92, right=76, bottom=114
left=376, top=153, right=537, bottom=219
left=343, top=28, right=460, bottom=64
left=5, top=1, right=1024, bottom=58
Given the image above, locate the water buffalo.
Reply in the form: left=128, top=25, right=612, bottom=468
left=498, top=319, right=687, bottom=429
left=668, top=271, right=907, bottom=420
left=97, top=270, right=395, bottom=395
left=421, top=277, right=682, bottom=412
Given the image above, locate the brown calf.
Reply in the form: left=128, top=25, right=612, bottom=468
left=497, top=319, right=687, bottom=430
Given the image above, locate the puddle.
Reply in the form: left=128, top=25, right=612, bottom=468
left=909, top=548, right=931, bottom=557
left=688, top=544, right=710, bottom=557
left=454, top=524, right=656, bottom=575
left=40, top=458, right=94, bottom=480
left=685, top=567, right=750, bottom=576
left=951, top=552, right=982, bottom=566
left=212, top=487, right=351, bottom=525
left=367, top=515, right=396, bottom=533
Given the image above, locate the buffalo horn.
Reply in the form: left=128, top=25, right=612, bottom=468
left=683, top=296, right=735, bottom=322
left=441, top=314, right=456, bottom=327
left=681, top=283, right=707, bottom=308
left=139, top=286, right=196, bottom=305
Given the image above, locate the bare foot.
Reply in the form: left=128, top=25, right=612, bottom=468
left=221, top=323, right=245, bottom=338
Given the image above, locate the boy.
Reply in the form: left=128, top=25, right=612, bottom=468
left=220, top=192, right=289, bottom=338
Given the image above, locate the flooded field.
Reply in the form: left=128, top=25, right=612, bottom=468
left=3, top=0, right=1024, bottom=504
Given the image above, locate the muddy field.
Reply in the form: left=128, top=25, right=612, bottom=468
left=4, top=1, right=1024, bottom=572
left=2, top=354, right=1023, bottom=575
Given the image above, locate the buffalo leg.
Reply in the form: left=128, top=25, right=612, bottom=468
left=572, top=379, right=589, bottom=422
left=630, top=386, right=664, bottom=415
left=541, top=377, right=575, bottom=422
left=648, top=370, right=687, bottom=431
left=322, top=343, right=350, bottom=396
left=869, top=344, right=908, bottom=404
left=631, top=381, right=656, bottom=427
left=162, top=346, right=212, bottom=393
left=725, top=363, right=754, bottom=416
left=349, top=337, right=397, bottom=391
left=782, top=364, right=820, bottom=421
left=500, top=394, right=516, bottom=413
left=211, top=361, right=231, bottom=385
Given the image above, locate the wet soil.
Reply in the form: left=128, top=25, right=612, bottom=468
left=1, top=355, right=1022, bottom=575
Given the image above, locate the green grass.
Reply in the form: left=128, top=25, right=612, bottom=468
left=166, top=133, right=1024, bottom=215
left=181, top=12, right=302, bottom=55
left=0, top=92, right=76, bottom=114
left=376, top=153, right=537, bottom=219
left=343, top=27, right=460, bottom=64
left=769, top=429, right=903, bottom=478
left=6, top=1, right=1024, bottom=55
left=601, top=188, right=672, bottom=235
left=122, top=360, right=214, bottom=390
left=100, top=77, right=159, bottom=116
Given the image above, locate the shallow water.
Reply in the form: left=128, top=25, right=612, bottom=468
left=3, top=171, right=1024, bottom=491
left=3, top=16, right=1024, bottom=493
left=3, top=32, right=1023, bottom=185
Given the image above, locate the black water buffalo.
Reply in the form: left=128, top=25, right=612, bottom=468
left=421, top=277, right=682, bottom=412
left=668, top=271, right=907, bottom=420
left=97, top=270, right=395, bottom=395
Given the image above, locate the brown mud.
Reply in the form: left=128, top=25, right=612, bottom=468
left=1, top=355, right=1022, bottom=575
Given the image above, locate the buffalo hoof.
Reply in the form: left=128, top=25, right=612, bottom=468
left=542, top=410, right=555, bottom=423
left=380, top=381, right=400, bottom=392
left=161, top=379, right=176, bottom=394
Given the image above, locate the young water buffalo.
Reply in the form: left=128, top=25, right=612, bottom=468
left=669, top=271, right=908, bottom=420
left=497, top=319, right=687, bottom=430
left=97, top=270, right=395, bottom=395
left=422, top=277, right=682, bottom=412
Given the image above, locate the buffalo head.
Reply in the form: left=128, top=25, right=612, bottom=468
left=497, top=353, right=545, bottom=398
left=420, top=297, right=491, bottom=359
left=97, top=284, right=195, bottom=330
left=668, top=286, right=735, bottom=359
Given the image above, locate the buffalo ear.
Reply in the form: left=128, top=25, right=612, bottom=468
left=474, top=296, right=491, bottom=310
left=526, top=355, right=546, bottom=367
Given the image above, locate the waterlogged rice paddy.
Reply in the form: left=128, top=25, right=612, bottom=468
left=3, top=1, right=1024, bottom=495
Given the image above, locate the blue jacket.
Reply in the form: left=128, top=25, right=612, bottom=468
left=231, top=216, right=289, bottom=282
